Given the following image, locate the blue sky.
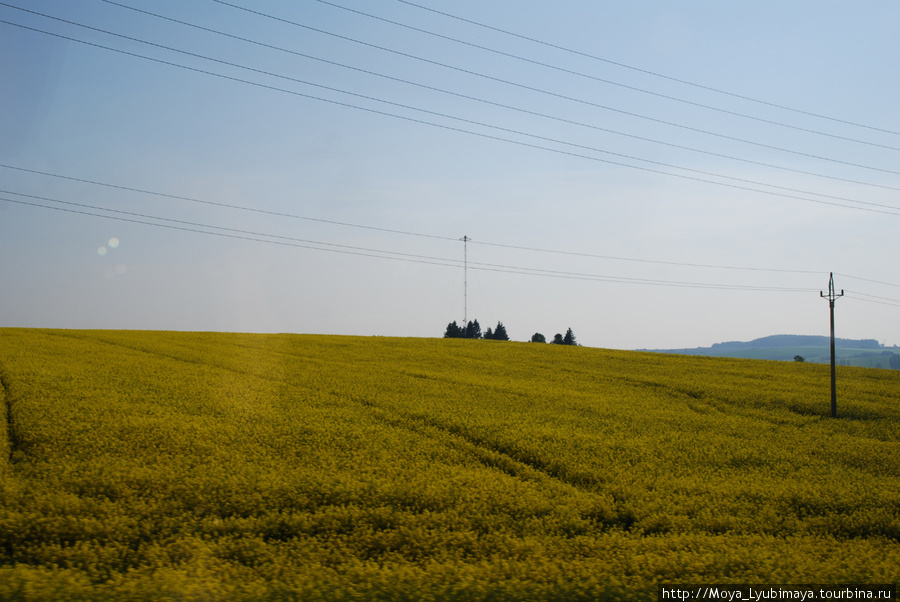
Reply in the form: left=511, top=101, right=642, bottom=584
left=2, top=0, right=899, bottom=349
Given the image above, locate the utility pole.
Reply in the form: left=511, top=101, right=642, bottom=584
left=461, top=235, right=470, bottom=326
left=820, top=272, right=843, bottom=418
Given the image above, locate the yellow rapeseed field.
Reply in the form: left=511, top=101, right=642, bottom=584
left=0, top=328, right=898, bottom=600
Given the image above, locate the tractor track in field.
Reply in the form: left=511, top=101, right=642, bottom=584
left=341, top=390, right=602, bottom=493
left=0, top=365, right=20, bottom=464
left=42, top=330, right=290, bottom=384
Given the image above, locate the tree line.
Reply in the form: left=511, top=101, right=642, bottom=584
left=443, top=319, right=509, bottom=340
left=444, top=320, right=577, bottom=345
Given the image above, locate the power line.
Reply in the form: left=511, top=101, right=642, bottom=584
left=0, top=190, right=459, bottom=263
left=836, top=273, right=900, bottom=289
left=393, top=0, right=900, bottom=137
left=1, top=197, right=464, bottom=269
left=8, top=2, right=900, bottom=199
left=847, top=292, right=900, bottom=305
left=0, top=163, right=849, bottom=278
left=208, top=1, right=900, bottom=173
left=5, top=10, right=900, bottom=217
left=314, top=0, right=900, bottom=151
left=845, top=294, right=900, bottom=308
left=9, top=163, right=899, bottom=293
left=7, top=163, right=900, bottom=288
left=0, top=165, right=456, bottom=243
left=3, top=8, right=896, bottom=332
left=470, top=240, right=823, bottom=276
left=469, top=263, right=818, bottom=292
left=0, top=25, right=883, bottom=224
left=94, top=0, right=900, bottom=195
left=1, top=192, right=822, bottom=294
left=9, top=193, right=899, bottom=312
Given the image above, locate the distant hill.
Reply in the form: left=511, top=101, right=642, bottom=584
left=643, top=334, right=900, bottom=370
left=712, top=334, right=880, bottom=350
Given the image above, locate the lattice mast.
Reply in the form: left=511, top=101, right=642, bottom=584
left=460, top=236, right=470, bottom=326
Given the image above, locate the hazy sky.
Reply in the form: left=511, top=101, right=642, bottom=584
left=2, top=1, right=899, bottom=349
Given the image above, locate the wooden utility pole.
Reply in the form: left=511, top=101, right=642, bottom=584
left=820, top=272, right=843, bottom=418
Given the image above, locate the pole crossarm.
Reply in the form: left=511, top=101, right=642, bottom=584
left=820, top=272, right=844, bottom=305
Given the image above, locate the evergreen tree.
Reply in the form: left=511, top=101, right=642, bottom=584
left=493, top=322, right=509, bottom=341
left=443, top=321, right=462, bottom=338
left=465, top=319, right=482, bottom=339
left=551, top=333, right=564, bottom=345
left=563, top=328, right=577, bottom=346
left=531, top=333, right=546, bottom=343
left=484, top=327, right=494, bottom=340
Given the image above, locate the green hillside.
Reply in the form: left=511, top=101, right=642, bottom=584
left=1, top=329, right=899, bottom=600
